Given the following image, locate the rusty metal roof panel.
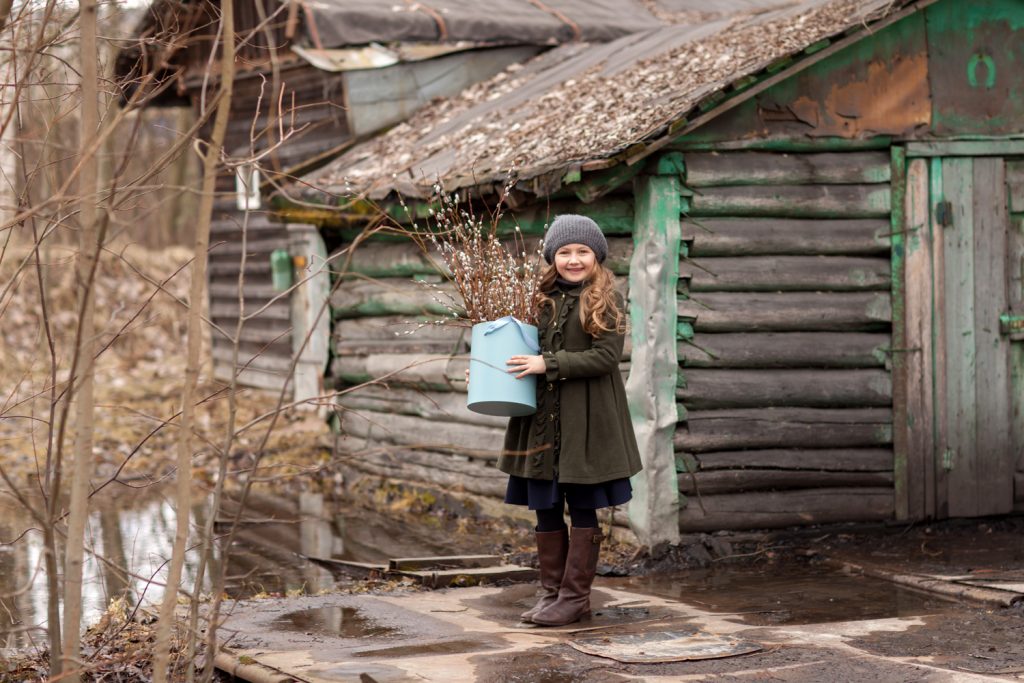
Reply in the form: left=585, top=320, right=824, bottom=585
left=301, top=0, right=916, bottom=202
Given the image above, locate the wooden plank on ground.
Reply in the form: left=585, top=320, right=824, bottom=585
left=695, top=448, right=893, bottom=472
left=678, top=487, right=894, bottom=531
left=677, top=368, right=891, bottom=409
left=688, top=184, right=891, bottom=218
left=902, top=157, right=934, bottom=520
left=941, top=157, right=978, bottom=517
left=971, top=157, right=1013, bottom=515
left=675, top=408, right=892, bottom=453
left=685, top=255, right=890, bottom=291
left=388, top=556, right=502, bottom=570
left=678, top=292, right=891, bottom=332
left=678, top=332, right=889, bottom=368
left=678, top=469, right=893, bottom=495
left=682, top=218, right=890, bottom=256
left=683, top=151, right=891, bottom=187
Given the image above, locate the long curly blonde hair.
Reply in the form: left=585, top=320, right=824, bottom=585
left=539, top=263, right=627, bottom=336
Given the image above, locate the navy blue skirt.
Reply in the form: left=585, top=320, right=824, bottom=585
left=505, top=475, right=632, bottom=511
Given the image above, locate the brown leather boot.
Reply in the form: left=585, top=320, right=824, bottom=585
left=520, top=527, right=569, bottom=622
left=530, top=527, right=603, bottom=626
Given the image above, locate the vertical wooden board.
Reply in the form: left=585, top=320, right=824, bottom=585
left=1012, top=216, right=1024, bottom=474
left=891, top=146, right=908, bottom=520
left=942, top=157, right=978, bottom=518
left=903, top=158, right=935, bottom=520
left=971, top=158, right=1013, bottom=514
left=930, top=158, right=949, bottom=518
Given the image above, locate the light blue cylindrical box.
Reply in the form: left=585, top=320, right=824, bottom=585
left=467, top=320, right=538, bottom=417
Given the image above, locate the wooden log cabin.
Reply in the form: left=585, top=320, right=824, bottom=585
left=115, top=0, right=668, bottom=398
left=289, top=0, right=1021, bottom=542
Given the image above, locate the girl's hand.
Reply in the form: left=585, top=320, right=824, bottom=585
left=506, top=355, right=545, bottom=379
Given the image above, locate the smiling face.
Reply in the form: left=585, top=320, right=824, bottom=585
left=553, top=243, right=597, bottom=283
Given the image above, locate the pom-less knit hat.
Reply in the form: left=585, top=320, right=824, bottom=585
left=543, top=214, right=608, bottom=264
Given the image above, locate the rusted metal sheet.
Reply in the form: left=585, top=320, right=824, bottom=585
left=684, top=10, right=930, bottom=144
left=926, top=1, right=1024, bottom=136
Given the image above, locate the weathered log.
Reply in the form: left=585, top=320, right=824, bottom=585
left=675, top=407, right=893, bottom=453
left=678, top=292, right=891, bottom=332
left=677, top=487, right=894, bottom=531
left=688, top=184, right=891, bottom=218
left=335, top=441, right=507, bottom=498
left=694, top=448, right=893, bottom=472
left=679, top=469, right=893, bottom=494
left=211, top=300, right=290, bottom=320
left=678, top=332, right=889, bottom=368
left=331, top=278, right=457, bottom=319
left=683, top=151, right=891, bottom=187
left=338, top=384, right=507, bottom=429
left=682, top=218, right=890, bottom=257
left=684, top=256, right=890, bottom=292
left=334, top=316, right=471, bottom=356
left=211, top=345, right=292, bottom=372
left=677, top=369, right=892, bottom=409
left=339, top=410, right=504, bottom=457
left=332, top=353, right=466, bottom=391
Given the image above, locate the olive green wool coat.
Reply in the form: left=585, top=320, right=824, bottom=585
left=499, top=285, right=643, bottom=485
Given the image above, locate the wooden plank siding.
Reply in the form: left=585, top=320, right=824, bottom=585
left=1009, top=163, right=1024, bottom=495
left=209, top=208, right=295, bottom=391
left=676, top=150, right=895, bottom=531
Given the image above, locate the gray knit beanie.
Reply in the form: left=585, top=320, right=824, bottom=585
left=542, top=214, right=608, bottom=264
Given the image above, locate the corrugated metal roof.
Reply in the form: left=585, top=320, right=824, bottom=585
left=300, top=0, right=918, bottom=202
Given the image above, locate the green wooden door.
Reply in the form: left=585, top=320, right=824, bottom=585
left=931, top=156, right=1016, bottom=517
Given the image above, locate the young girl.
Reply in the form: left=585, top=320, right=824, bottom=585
left=500, top=214, right=642, bottom=627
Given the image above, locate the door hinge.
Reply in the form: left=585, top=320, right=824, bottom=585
left=942, top=448, right=954, bottom=471
left=935, top=200, right=953, bottom=227
left=999, top=313, right=1024, bottom=341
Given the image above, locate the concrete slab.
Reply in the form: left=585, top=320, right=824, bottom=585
left=215, top=577, right=1013, bottom=682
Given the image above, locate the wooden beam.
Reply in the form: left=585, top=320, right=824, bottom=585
left=889, top=145, right=909, bottom=521
left=678, top=291, right=891, bottom=332
left=676, top=407, right=892, bottom=453
left=906, top=140, right=1024, bottom=157
left=683, top=151, right=891, bottom=187
left=679, top=469, right=893, bottom=495
left=683, top=218, right=890, bottom=257
left=688, top=184, right=891, bottom=218
left=677, top=487, right=894, bottom=531
left=901, top=157, right=935, bottom=520
left=695, top=448, right=893, bottom=472
left=686, top=255, right=890, bottom=292
left=677, top=368, right=892, bottom=409
left=678, top=331, right=889, bottom=368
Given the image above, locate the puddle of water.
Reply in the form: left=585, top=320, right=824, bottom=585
left=0, top=490, right=478, bottom=650
left=610, top=565, right=952, bottom=625
left=354, top=638, right=495, bottom=658
left=273, top=606, right=397, bottom=638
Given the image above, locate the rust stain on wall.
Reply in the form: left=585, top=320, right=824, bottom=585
left=781, top=53, right=931, bottom=138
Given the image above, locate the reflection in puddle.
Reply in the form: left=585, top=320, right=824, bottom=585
left=613, top=565, right=953, bottom=625
left=0, top=491, right=473, bottom=649
left=274, top=606, right=397, bottom=638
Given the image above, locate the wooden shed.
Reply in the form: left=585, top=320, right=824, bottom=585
left=282, top=0, right=1024, bottom=544
left=117, top=0, right=670, bottom=398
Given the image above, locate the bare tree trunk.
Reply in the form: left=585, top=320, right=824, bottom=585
left=60, top=0, right=100, bottom=677
left=151, top=0, right=235, bottom=678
